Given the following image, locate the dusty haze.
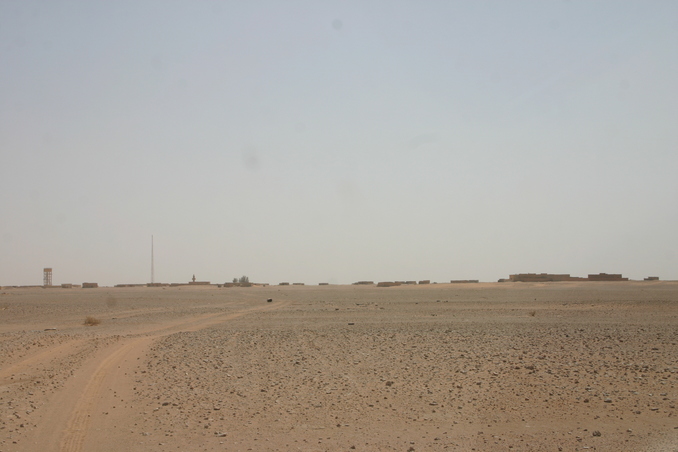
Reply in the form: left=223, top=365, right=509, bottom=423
left=1, top=2, right=677, bottom=286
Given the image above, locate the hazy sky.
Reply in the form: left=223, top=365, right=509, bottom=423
left=1, top=1, right=677, bottom=286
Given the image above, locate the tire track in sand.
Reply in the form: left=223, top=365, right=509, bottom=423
left=57, top=301, right=288, bottom=452
left=0, top=339, right=87, bottom=386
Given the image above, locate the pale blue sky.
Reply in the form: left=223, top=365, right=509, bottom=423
left=1, top=1, right=677, bottom=286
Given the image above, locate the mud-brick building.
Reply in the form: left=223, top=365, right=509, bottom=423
left=587, top=273, right=628, bottom=281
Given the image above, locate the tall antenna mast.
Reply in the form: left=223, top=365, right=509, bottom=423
left=151, top=235, right=155, bottom=284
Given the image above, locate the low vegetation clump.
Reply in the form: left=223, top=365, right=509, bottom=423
left=84, top=316, right=101, bottom=326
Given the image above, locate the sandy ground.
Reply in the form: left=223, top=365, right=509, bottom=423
left=1, top=282, right=677, bottom=451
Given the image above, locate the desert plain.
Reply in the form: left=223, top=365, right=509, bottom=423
left=0, top=281, right=677, bottom=452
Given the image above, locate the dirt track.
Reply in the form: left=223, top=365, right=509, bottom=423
left=1, top=283, right=677, bottom=451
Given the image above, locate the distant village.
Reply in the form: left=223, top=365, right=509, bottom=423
left=0, top=268, right=664, bottom=289
left=501, top=273, right=659, bottom=282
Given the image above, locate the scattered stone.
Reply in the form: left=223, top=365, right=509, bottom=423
left=3, top=282, right=677, bottom=451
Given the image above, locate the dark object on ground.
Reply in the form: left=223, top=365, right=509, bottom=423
left=267, top=298, right=273, bottom=303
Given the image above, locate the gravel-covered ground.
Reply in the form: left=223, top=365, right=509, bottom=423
left=1, top=282, right=677, bottom=451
